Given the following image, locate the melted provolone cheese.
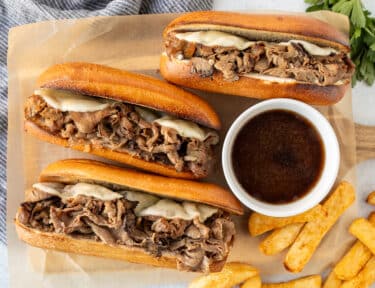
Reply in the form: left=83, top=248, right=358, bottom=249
left=33, top=182, right=123, bottom=201
left=175, top=31, right=338, bottom=56
left=33, top=182, right=65, bottom=195
left=134, top=106, right=160, bottom=122
left=280, top=40, right=338, bottom=56
left=35, top=88, right=208, bottom=140
left=154, top=116, right=208, bottom=141
left=34, top=88, right=111, bottom=112
left=176, top=31, right=254, bottom=50
left=33, top=183, right=218, bottom=222
left=243, top=73, right=297, bottom=84
left=138, top=199, right=218, bottom=222
left=243, top=73, right=344, bottom=86
left=124, top=190, right=159, bottom=214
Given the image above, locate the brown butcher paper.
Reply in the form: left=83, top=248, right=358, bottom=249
left=7, top=11, right=357, bottom=287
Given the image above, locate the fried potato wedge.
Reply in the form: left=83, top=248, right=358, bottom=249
left=248, top=205, right=323, bottom=236
left=333, top=213, right=375, bottom=280
left=341, top=257, right=375, bottom=288
left=259, top=223, right=304, bottom=255
left=241, top=276, right=262, bottom=288
left=262, top=275, right=321, bottom=288
left=323, top=271, right=342, bottom=288
left=284, top=181, right=355, bottom=273
left=334, top=240, right=373, bottom=280
left=349, top=218, right=375, bottom=255
left=367, top=191, right=375, bottom=205
left=189, top=262, right=258, bottom=288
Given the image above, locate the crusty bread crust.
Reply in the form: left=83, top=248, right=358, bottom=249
left=37, top=62, right=221, bottom=129
left=163, top=11, right=349, bottom=52
left=25, top=120, right=201, bottom=180
left=15, top=220, right=226, bottom=272
left=38, top=158, right=244, bottom=215
left=160, top=54, right=348, bottom=105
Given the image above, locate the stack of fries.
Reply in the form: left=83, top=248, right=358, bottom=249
left=189, top=185, right=375, bottom=288
left=249, top=181, right=355, bottom=273
left=322, top=190, right=375, bottom=288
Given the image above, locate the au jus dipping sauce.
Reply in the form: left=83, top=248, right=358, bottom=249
left=231, top=109, right=325, bottom=204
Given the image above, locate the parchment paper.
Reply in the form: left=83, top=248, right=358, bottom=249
left=7, top=12, right=358, bottom=287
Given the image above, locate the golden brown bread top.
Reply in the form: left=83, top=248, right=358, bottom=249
left=24, top=120, right=197, bottom=179
left=37, top=62, right=221, bottom=129
left=15, top=220, right=226, bottom=272
left=159, top=53, right=348, bottom=105
left=38, top=158, right=244, bottom=215
left=163, top=11, right=349, bottom=52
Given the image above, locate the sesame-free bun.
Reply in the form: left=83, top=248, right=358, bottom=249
left=160, top=11, right=351, bottom=105
left=15, top=158, right=242, bottom=272
left=37, top=62, right=221, bottom=129
left=15, top=220, right=227, bottom=272
left=160, top=53, right=349, bottom=105
left=39, top=158, right=244, bottom=215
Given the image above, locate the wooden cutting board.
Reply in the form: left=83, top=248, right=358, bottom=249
left=355, top=124, right=375, bottom=163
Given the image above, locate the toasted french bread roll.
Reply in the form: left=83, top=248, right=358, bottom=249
left=160, top=11, right=354, bottom=105
left=25, top=62, right=221, bottom=179
left=15, top=159, right=243, bottom=273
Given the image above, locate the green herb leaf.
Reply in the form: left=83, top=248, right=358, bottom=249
left=332, top=1, right=353, bottom=16
left=305, top=0, right=375, bottom=86
left=351, top=0, right=366, bottom=28
left=306, top=4, right=326, bottom=12
left=329, top=0, right=341, bottom=5
left=352, top=27, right=362, bottom=39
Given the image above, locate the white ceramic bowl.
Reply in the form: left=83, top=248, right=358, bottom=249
left=222, top=98, right=340, bottom=217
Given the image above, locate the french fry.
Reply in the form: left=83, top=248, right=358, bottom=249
left=188, top=262, right=258, bottom=288
left=367, top=191, right=375, bottom=205
left=349, top=218, right=375, bottom=255
left=323, top=270, right=342, bottom=288
left=333, top=240, right=372, bottom=280
left=262, top=275, right=321, bottom=288
left=259, top=223, right=304, bottom=255
left=333, top=212, right=375, bottom=280
left=241, top=276, right=262, bottom=288
left=369, top=211, right=375, bottom=222
left=341, top=257, right=375, bottom=288
left=284, top=181, right=355, bottom=273
left=248, top=205, right=323, bottom=236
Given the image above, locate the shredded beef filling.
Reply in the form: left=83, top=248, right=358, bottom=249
left=24, top=95, right=219, bottom=177
left=165, top=35, right=355, bottom=85
left=17, top=190, right=235, bottom=272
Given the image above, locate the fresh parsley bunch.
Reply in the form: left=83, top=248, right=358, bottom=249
left=305, top=0, right=375, bottom=86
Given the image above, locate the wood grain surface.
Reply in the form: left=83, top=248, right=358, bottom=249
left=356, top=124, right=375, bottom=163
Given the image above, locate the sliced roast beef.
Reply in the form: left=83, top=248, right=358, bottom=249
left=166, top=34, right=355, bottom=85
left=69, top=108, right=115, bottom=134
left=18, top=188, right=235, bottom=272
left=191, top=57, right=214, bottom=77
left=25, top=95, right=218, bottom=177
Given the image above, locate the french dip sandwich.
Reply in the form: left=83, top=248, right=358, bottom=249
left=15, top=159, right=243, bottom=272
left=24, top=63, right=221, bottom=179
left=160, top=11, right=355, bottom=105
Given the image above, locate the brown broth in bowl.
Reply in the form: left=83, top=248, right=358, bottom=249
left=231, top=109, right=325, bottom=204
